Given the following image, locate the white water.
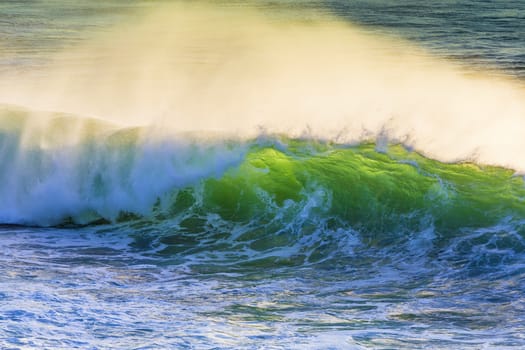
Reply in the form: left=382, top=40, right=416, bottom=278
left=0, top=107, right=247, bottom=225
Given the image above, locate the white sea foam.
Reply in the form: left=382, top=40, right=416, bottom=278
left=0, top=108, right=247, bottom=225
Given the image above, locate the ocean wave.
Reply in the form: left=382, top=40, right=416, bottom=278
left=2, top=106, right=524, bottom=234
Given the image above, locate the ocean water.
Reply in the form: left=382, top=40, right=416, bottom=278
left=1, top=1, right=525, bottom=349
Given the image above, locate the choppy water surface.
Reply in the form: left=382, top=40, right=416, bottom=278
left=1, top=1, right=525, bottom=349
left=2, top=218, right=525, bottom=349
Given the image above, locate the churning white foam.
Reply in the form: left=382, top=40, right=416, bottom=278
left=0, top=107, right=247, bottom=225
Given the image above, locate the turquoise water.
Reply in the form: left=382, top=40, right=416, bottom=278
left=1, top=1, right=525, bottom=349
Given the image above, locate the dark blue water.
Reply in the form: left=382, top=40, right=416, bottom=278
left=325, top=0, right=525, bottom=78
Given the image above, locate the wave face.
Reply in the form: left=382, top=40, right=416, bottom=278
left=140, top=135, right=525, bottom=274
left=3, top=107, right=525, bottom=261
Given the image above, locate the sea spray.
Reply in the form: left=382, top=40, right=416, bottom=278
left=1, top=3, right=525, bottom=170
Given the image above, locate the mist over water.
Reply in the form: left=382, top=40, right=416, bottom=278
left=1, top=1, right=525, bottom=349
left=1, top=2, right=525, bottom=170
